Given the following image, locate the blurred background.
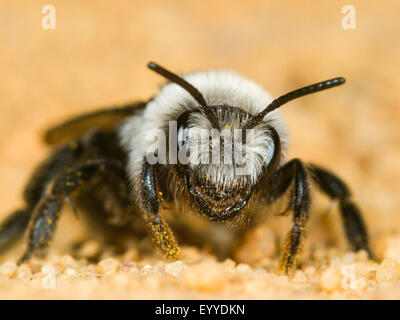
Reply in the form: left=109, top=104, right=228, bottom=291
left=0, top=0, right=399, bottom=257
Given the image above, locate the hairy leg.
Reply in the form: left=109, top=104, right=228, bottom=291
left=307, top=164, right=372, bottom=257
left=280, top=159, right=311, bottom=273
left=19, top=159, right=126, bottom=263
left=0, top=140, right=84, bottom=251
left=263, top=159, right=311, bottom=274
left=0, top=209, right=30, bottom=251
left=138, top=161, right=180, bottom=260
left=0, top=128, right=128, bottom=254
left=265, top=160, right=372, bottom=273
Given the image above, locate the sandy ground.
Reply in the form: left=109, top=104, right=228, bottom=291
left=0, top=0, right=400, bottom=299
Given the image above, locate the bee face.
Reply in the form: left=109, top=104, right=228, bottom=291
left=175, top=105, right=280, bottom=220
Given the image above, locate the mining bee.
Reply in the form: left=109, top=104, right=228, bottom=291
left=0, top=62, right=371, bottom=273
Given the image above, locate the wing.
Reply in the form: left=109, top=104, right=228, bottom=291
left=43, top=101, right=146, bottom=145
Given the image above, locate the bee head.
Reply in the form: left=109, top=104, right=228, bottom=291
left=147, top=62, right=345, bottom=221
left=174, top=105, right=281, bottom=221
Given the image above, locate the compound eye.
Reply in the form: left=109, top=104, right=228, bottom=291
left=264, top=140, right=275, bottom=167
left=177, top=126, right=189, bottom=149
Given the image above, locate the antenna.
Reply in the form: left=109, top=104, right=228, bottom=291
left=147, top=62, right=220, bottom=129
left=244, top=77, right=345, bottom=129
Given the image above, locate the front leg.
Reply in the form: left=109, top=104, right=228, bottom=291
left=139, top=161, right=180, bottom=260
left=268, top=159, right=311, bottom=274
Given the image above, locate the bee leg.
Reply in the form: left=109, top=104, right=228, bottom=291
left=0, top=209, right=30, bottom=251
left=307, top=164, right=372, bottom=258
left=0, top=140, right=85, bottom=253
left=18, top=159, right=126, bottom=263
left=18, top=196, right=63, bottom=263
left=138, top=161, right=180, bottom=260
left=270, top=159, right=311, bottom=274
left=23, top=140, right=85, bottom=208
